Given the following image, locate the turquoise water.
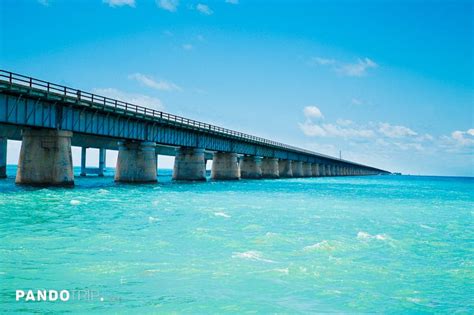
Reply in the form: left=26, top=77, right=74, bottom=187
left=0, top=166, right=472, bottom=313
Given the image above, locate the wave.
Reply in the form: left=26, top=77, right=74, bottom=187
left=303, top=240, right=335, bottom=251
left=357, top=231, right=389, bottom=241
left=70, top=199, right=81, bottom=206
left=232, top=251, right=276, bottom=263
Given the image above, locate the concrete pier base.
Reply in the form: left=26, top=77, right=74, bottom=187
left=319, top=164, right=326, bottom=176
left=261, top=157, right=279, bottom=178
left=240, top=155, right=262, bottom=179
left=173, top=147, right=206, bottom=181
left=302, top=162, right=312, bottom=177
left=115, top=141, right=157, bottom=183
left=15, top=129, right=74, bottom=186
left=311, top=163, right=320, bottom=177
left=325, top=165, right=332, bottom=177
left=0, top=137, right=6, bottom=178
left=278, top=159, right=293, bottom=178
left=292, top=161, right=304, bottom=177
left=211, top=152, right=240, bottom=180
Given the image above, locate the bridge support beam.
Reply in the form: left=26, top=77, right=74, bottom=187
left=15, top=129, right=74, bottom=186
left=261, top=157, right=279, bottom=178
left=173, top=147, right=206, bottom=181
left=311, top=163, right=319, bottom=177
left=292, top=161, right=304, bottom=177
left=211, top=152, right=240, bottom=180
left=115, top=141, right=157, bottom=183
left=302, top=162, right=312, bottom=177
left=80, top=147, right=87, bottom=176
left=240, top=155, right=262, bottom=179
left=98, top=148, right=106, bottom=177
left=81, top=147, right=106, bottom=177
left=278, top=159, right=293, bottom=178
left=0, top=137, right=6, bottom=178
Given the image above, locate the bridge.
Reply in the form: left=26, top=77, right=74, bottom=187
left=0, top=70, right=389, bottom=186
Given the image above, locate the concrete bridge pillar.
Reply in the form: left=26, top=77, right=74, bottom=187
left=211, top=152, right=240, bottom=180
left=261, top=157, right=279, bottom=178
left=325, top=165, right=331, bottom=177
left=0, top=137, right=6, bottom=178
left=115, top=141, right=157, bottom=183
left=278, top=159, right=293, bottom=178
left=303, top=162, right=312, bottom=177
left=319, top=164, right=326, bottom=176
left=173, top=147, right=206, bottom=181
left=240, top=155, right=262, bottom=179
left=332, top=165, right=337, bottom=176
left=292, top=161, right=304, bottom=177
left=80, top=147, right=87, bottom=176
left=311, top=163, right=319, bottom=177
left=98, top=148, right=106, bottom=177
left=16, top=129, right=74, bottom=186
left=81, top=147, right=106, bottom=177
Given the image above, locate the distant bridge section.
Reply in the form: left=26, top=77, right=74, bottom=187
left=0, top=70, right=389, bottom=185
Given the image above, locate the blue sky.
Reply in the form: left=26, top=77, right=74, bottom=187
left=1, top=0, right=473, bottom=176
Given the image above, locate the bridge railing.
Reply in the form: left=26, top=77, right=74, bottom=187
left=0, top=70, right=374, bottom=168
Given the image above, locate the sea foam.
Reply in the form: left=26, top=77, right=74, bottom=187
left=232, top=251, right=275, bottom=263
left=303, top=240, right=335, bottom=251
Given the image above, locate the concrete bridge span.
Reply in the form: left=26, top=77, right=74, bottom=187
left=0, top=70, right=390, bottom=185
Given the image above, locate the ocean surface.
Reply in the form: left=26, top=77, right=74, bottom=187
left=0, top=166, right=472, bottom=313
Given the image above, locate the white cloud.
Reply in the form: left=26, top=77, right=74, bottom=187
left=103, top=0, right=135, bottom=7
left=196, top=3, right=213, bottom=15
left=226, top=0, right=239, bottom=4
left=128, top=73, right=181, bottom=92
left=37, top=0, right=50, bottom=6
left=309, top=56, right=378, bottom=77
left=299, top=121, right=327, bottom=137
left=157, top=0, right=179, bottom=12
left=393, top=142, right=424, bottom=151
left=449, top=129, right=474, bottom=147
left=378, top=123, right=417, bottom=138
left=93, top=88, right=164, bottom=111
left=322, top=123, right=375, bottom=139
left=338, top=58, right=378, bottom=77
left=182, top=44, right=194, bottom=51
left=303, top=106, right=323, bottom=119
left=336, top=119, right=353, bottom=126
left=299, top=121, right=374, bottom=139
left=310, top=57, right=336, bottom=65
